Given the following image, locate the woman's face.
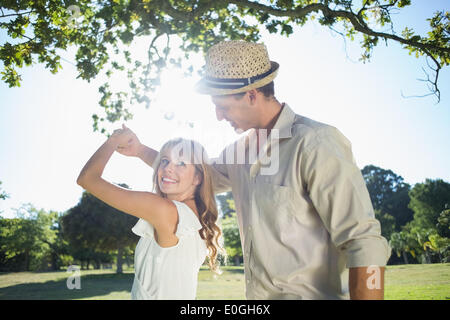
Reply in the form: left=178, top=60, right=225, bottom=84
left=157, top=146, right=200, bottom=200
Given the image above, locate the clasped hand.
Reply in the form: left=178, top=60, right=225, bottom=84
left=109, top=124, right=142, bottom=157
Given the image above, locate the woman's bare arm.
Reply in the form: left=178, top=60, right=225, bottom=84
left=76, top=127, right=177, bottom=236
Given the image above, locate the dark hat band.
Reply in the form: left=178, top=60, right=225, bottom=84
left=204, top=67, right=273, bottom=89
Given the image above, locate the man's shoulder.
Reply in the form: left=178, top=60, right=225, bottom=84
left=291, top=114, right=338, bottom=141
left=289, top=113, right=353, bottom=155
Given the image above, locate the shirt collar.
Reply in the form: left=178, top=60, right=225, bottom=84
left=271, top=103, right=295, bottom=139
left=241, top=102, right=295, bottom=151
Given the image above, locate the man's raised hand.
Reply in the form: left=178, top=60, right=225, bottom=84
left=113, top=124, right=142, bottom=157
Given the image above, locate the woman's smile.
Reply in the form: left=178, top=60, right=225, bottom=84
left=161, top=176, right=178, bottom=185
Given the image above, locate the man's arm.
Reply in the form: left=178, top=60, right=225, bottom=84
left=300, top=126, right=391, bottom=300
left=136, top=144, right=159, bottom=168
left=349, top=266, right=385, bottom=300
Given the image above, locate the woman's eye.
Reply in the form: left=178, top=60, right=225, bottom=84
left=177, top=161, right=186, bottom=166
left=160, top=159, right=169, bottom=167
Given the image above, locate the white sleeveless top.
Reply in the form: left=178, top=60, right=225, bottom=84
left=131, top=200, right=207, bottom=300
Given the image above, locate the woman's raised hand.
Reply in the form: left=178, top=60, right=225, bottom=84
left=111, top=124, right=142, bottom=157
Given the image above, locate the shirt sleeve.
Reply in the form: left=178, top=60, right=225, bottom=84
left=300, top=126, right=391, bottom=268
left=209, top=149, right=232, bottom=194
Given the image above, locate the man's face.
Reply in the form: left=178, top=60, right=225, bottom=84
left=211, top=93, right=255, bottom=132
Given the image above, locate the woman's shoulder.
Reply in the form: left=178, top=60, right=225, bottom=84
left=131, top=199, right=203, bottom=246
left=171, top=200, right=203, bottom=238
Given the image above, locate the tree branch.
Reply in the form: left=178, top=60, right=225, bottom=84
left=227, top=0, right=449, bottom=55
left=227, top=0, right=447, bottom=100
left=0, top=10, right=34, bottom=19
left=230, top=0, right=323, bottom=18
left=157, top=0, right=218, bottom=21
left=137, top=0, right=449, bottom=58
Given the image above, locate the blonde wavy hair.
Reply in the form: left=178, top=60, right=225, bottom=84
left=152, top=138, right=225, bottom=273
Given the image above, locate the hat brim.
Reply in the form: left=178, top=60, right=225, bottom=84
left=195, top=61, right=279, bottom=96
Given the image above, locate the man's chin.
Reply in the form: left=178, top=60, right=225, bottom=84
left=234, top=127, right=246, bottom=134
left=228, top=121, right=247, bottom=134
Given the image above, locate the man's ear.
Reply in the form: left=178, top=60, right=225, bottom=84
left=247, top=89, right=258, bottom=105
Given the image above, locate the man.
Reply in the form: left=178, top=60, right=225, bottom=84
left=119, top=40, right=391, bottom=299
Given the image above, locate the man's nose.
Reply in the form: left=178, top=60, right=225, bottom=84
left=215, top=107, right=225, bottom=121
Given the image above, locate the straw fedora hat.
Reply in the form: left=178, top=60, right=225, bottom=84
left=195, top=40, right=279, bottom=96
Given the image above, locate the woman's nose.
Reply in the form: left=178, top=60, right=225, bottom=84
left=162, top=161, right=176, bottom=174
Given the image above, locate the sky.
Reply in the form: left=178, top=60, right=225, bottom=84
left=1, top=2, right=449, bottom=218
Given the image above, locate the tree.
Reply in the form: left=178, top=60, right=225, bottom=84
left=61, top=185, right=139, bottom=273
left=389, top=230, right=416, bottom=264
left=389, top=179, right=450, bottom=265
left=0, top=204, right=60, bottom=271
left=408, top=179, right=450, bottom=229
left=374, top=209, right=396, bottom=240
left=408, top=224, right=437, bottom=264
left=362, top=165, right=414, bottom=230
left=1, top=1, right=448, bottom=133
left=0, top=181, right=8, bottom=216
left=216, top=192, right=244, bottom=265
left=45, top=213, right=73, bottom=271
left=391, top=221, right=449, bottom=264
left=222, top=214, right=242, bottom=266
left=422, top=232, right=450, bottom=263
left=216, top=192, right=235, bottom=218
left=61, top=200, right=104, bottom=269
left=434, top=209, right=450, bottom=262
left=0, top=218, right=37, bottom=271
left=0, top=180, right=9, bottom=200
left=221, top=198, right=243, bottom=266
left=436, top=209, right=450, bottom=238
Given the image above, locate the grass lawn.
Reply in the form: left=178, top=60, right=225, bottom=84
left=0, top=263, right=448, bottom=300
left=384, top=263, right=450, bottom=300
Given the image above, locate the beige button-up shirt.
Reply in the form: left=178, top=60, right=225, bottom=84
left=210, top=103, right=391, bottom=300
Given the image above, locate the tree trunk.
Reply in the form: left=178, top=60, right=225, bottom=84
left=424, top=249, right=431, bottom=264
left=125, top=253, right=131, bottom=268
left=51, top=252, right=58, bottom=271
left=234, top=256, right=240, bottom=266
left=117, top=247, right=123, bottom=274
left=402, top=251, right=409, bottom=264
left=25, top=249, right=30, bottom=271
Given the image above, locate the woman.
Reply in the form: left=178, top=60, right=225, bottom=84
left=77, top=124, right=223, bottom=299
